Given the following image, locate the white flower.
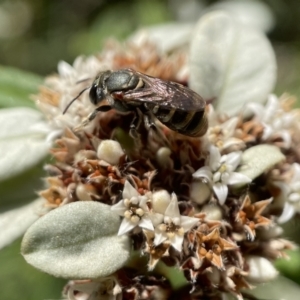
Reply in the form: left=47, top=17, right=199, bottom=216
left=111, top=181, right=154, bottom=235
left=207, top=105, right=244, bottom=151
left=246, top=94, right=296, bottom=148
left=193, top=146, right=251, bottom=205
left=276, top=163, right=300, bottom=223
left=153, top=193, right=199, bottom=252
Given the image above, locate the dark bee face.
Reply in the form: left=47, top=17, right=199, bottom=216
left=89, top=71, right=112, bottom=105
left=89, top=82, right=105, bottom=105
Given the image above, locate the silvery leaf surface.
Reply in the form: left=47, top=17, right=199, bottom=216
left=0, top=107, right=51, bottom=181
left=189, top=11, right=276, bottom=115
left=130, top=22, right=194, bottom=53
left=237, top=145, right=285, bottom=180
left=206, top=0, right=275, bottom=33
left=246, top=275, right=300, bottom=300
left=0, top=198, right=45, bottom=249
left=21, top=201, right=131, bottom=279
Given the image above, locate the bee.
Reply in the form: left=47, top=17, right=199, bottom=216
left=63, top=69, right=208, bottom=137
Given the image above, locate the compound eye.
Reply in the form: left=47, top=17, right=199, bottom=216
left=89, top=84, right=105, bottom=105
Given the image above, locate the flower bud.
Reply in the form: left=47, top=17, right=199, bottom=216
left=156, top=147, right=172, bottom=168
left=76, top=183, right=96, bottom=201
left=152, top=190, right=171, bottom=214
left=190, top=181, right=211, bottom=204
left=97, top=140, right=124, bottom=165
left=202, top=204, right=222, bottom=220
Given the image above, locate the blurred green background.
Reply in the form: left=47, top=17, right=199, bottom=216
left=1, top=0, right=300, bottom=299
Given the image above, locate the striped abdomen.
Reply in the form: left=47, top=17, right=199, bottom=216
left=150, top=105, right=208, bottom=137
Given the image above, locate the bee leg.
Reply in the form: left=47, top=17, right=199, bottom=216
left=129, top=111, right=142, bottom=139
left=143, top=113, right=155, bottom=129
left=75, top=106, right=111, bottom=131
left=144, top=113, right=171, bottom=147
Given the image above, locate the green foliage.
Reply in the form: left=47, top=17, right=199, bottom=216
left=69, top=0, right=171, bottom=56
left=276, top=250, right=300, bottom=285
left=0, top=66, right=42, bottom=109
left=0, top=238, right=65, bottom=300
left=0, top=0, right=171, bottom=75
left=0, top=160, right=46, bottom=210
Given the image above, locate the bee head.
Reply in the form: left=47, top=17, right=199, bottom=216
left=89, top=71, right=112, bottom=106
left=62, top=70, right=112, bottom=115
left=89, top=80, right=105, bottom=105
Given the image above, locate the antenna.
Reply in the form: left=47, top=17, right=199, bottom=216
left=62, top=87, right=90, bottom=114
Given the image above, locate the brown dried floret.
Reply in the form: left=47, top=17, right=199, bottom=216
left=235, top=195, right=272, bottom=241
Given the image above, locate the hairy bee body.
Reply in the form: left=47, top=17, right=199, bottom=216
left=64, top=69, right=208, bottom=137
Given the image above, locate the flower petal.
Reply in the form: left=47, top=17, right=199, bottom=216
left=208, top=146, right=221, bottom=171
left=222, top=116, right=239, bottom=135
left=277, top=202, right=295, bottom=224
left=213, top=183, right=228, bottom=205
left=122, top=181, right=139, bottom=199
left=225, top=151, right=242, bottom=170
left=246, top=102, right=264, bottom=120
left=193, top=166, right=213, bottom=183
left=111, top=200, right=126, bottom=216
left=139, top=215, right=154, bottom=231
left=164, top=193, right=180, bottom=218
left=118, top=218, right=136, bottom=235
left=154, top=231, right=167, bottom=246
left=170, top=234, right=184, bottom=252
left=222, top=138, right=244, bottom=151
left=150, top=212, right=164, bottom=227
left=180, top=215, right=199, bottom=232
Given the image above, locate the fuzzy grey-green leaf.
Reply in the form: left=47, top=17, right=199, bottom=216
left=246, top=275, right=300, bottom=300
left=0, top=107, right=51, bottom=181
left=237, top=145, right=285, bottom=180
left=21, top=201, right=131, bottom=279
left=189, top=11, right=276, bottom=116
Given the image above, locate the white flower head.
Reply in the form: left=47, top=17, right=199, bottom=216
left=111, top=181, right=154, bottom=235
left=193, top=145, right=251, bottom=205
left=153, top=193, right=199, bottom=252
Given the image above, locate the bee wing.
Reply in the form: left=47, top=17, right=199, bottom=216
left=120, top=74, right=206, bottom=112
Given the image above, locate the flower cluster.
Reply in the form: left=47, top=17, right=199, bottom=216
left=19, top=14, right=300, bottom=300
